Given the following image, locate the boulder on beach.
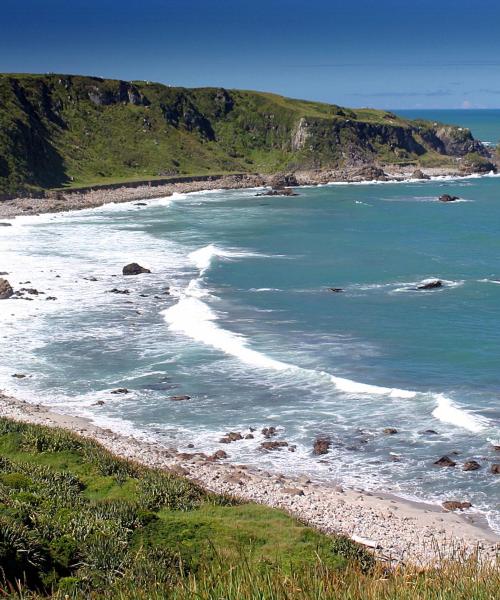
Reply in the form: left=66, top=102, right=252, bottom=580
left=313, top=436, right=331, bottom=455
left=442, top=500, right=472, bottom=511
left=416, top=279, right=443, bottom=290
left=411, top=169, right=431, bottom=180
left=122, top=263, right=151, bottom=275
left=463, top=460, right=481, bottom=471
left=352, top=165, right=389, bottom=181
left=269, top=173, right=299, bottom=188
left=439, top=194, right=460, bottom=203
left=0, top=278, right=13, bottom=299
left=434, top=455, right=456, bottom=467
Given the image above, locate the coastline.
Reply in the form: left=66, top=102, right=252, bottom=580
left=1, top=391, right=498, bottom=566
left=0, top=165, right=473, bottom=220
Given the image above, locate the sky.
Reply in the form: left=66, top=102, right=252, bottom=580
left=1, top=0, right=500, bottom=109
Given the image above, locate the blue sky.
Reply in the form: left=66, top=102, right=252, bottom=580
left=2, top=0, right=499, bottom=108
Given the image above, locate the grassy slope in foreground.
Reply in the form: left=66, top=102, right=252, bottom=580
left=0, top=418, right=498, bottom=599
left=0, top=73, right=495, bottom=195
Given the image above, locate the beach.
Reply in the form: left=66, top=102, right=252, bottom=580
left=1, top=392, right=498, bottom=566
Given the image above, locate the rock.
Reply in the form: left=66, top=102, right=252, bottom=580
left=313, top=436, right=331, bottom=456
left=211, top=450, right=228, bottom=460
left=352, top=166, right=389, bottom=181
left=260, top=441, right=288, bottom=451
left=434, top=456, right=456, bottom=467
left=12, top=373, right=26, bottom=379
left=0, top=222, right=12, bottom=226
left=0, top=278, right=13, bottom=299
left=135, top=202, right=147, bottom=206
left=442, top=501, right=472, bottom=511
left=439, top=194, right=460, bottom=203
left=262, top=426, right=277, bottom=438
left=421, top=429, right=438, bottom=435
left=411, top=169, right=430, bottom=180
left=122, top=263, right=151, bottom=276
left=93, top=400, right=105, bottom=406
left=270, top=173, right=299, bottom=188
left=298, top=476, right=312, bottom=485
left=111, top=388, right=129, bottom=394
left=245, top=433, right=254, bottom=439
left=383, top=428, right=398, bottom=435
left=224, top=475, right=244, bottom=485
left=187, top=443, right=194, bottom=448
left=108, top=288, right=130, bottom=294
left=463, top=460, right=481, bottom=472
left=219, top=432, right=243, bottom=443
left=256, top=187, right=298, bottom=197
left=491, top=464, right=500, bottom=475
left=46, top=296, right=57, bottom=301
left=170, top=395, right=191, bottom=401
left=329, top=288, right=344, bottom=293
left=416, top=279, right=443, bottom=290
left=282, top=487, right=305, bottom=496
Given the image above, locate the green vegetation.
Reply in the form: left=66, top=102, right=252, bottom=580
left=0, top=418, right=498, bottom=599
left=0, top=73, right=490, bottom=195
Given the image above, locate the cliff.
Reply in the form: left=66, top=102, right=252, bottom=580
left=0, top=73, right=495, bottom=195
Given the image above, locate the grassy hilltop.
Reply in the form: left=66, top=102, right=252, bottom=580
left=0, top=418, right=498, bottom=599
left=0, top=73, right=494, bottom=195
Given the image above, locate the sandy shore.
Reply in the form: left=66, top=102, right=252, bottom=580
left=0, top=166, right=465, bottom=220
left=1, top=392, right=498, bottom=566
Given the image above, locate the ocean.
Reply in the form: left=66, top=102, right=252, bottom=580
left=0, top=110, right=499, bottom=532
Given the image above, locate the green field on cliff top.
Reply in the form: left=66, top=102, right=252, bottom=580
left=0, top=73, right=493, bottom=195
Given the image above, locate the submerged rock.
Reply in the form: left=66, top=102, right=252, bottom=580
left=111, top=388, right=129, bottom=394
left=439, top=194, right=460, bottom=203
left=434, top=455, right=456, bottom=467
left=329, top=287, right=344, bottom=293
left=416, top=279, right=443, bottom=290
left=122, top=263, right=151, bottom=275
left=442, top=501, right=472, bottom=511
left=0, top=278, right=13, bottom=299
left=383, top=428, right=398, bottom=435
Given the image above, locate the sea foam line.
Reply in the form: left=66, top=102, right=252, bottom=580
left=162, top=245, right=492, bottom=434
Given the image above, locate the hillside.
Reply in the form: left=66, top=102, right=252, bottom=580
left=0, top=73, right=495, bottom=195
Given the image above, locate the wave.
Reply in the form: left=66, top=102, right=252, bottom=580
left=432, top=395, right=489, bottom=433
left=162, top=245, right=495, bottom=433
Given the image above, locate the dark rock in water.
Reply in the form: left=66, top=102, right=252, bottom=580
left=421, top=429, right=438, bottom=435
left=411, top=169, right=431, bottom=180
left=111, top=388, right=129, bottom=394
left=262, top=426, right=277, bottom=438
left=463, top=460, right=481, bottom=471
left=260, top=440, right=288, bottom=451
left=170, top=395, right=191, bottom=401
left=122, top=263, right=151, bottom=275
left=256, top=186, right=298, bottom=197
left=416, top=279, right=443, bottom=290
left=383, top=428, right=398, bottom=435
left=46, top=296, right=57, bottom=301
left=220, top=431, right=243, bottom=443
left=20, top=287, right=42, bottom=295
left=439, top=194, right=460, bottom=203
left=0, top=272, right=9, bottom=275
left=0, top=278, right=14, bottom=299
left=108, top=288, right=130, bottom=294
left=491, top=464, right=500, bottom=475
left=245, top=433, right=254, bottom=439
left=84, top=276, right=98, bottom=281
left=93, top=400, right=105, bottom=406
left=0, top=222, right=12, bottom=226
left=442, top=500, right=472, bottom=511
left=313, top=436, right=332, bottom=455
left=329, top=287, right=344, bottom=293
left=12, top=373, right=26, bottom=379
left=434, top=455, right=456, bottom=467
left=135, top=202, right=147, bottom=206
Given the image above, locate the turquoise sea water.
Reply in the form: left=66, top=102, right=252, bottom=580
left=1, top=112, right=499, bottom=531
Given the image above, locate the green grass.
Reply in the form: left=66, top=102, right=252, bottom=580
left=0, top=417, right=498, bottom=599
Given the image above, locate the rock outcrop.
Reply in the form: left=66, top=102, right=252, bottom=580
left=0, top=278, right=13, bottom=299
left=122, top=263, right=151, bottom=275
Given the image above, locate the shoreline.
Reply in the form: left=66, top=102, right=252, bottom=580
left=0, top=165, right=485, bottom=220
left=1, top=391, right=498, bottom=566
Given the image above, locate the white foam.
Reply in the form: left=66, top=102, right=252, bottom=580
left=188, top=244, right=264, bottom=275
left=432, top=395, right=489, bottom=433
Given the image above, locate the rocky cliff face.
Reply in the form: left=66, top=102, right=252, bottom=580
left=0, top=74, right=494, bottom=195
